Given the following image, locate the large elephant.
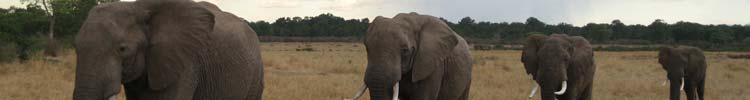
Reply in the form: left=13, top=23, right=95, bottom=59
left=521, top=34, right=596, bottom=100
left=345, top=12, right=473, bottom=100
left=658, top=46, right=706, bottom=100
left=73, top=0, right=263, bottom=100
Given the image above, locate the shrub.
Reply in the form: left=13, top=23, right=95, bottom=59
left=0, top=42, right=17, bottom=62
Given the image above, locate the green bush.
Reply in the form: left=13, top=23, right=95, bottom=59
left=0, top=42, right=17, bottom=62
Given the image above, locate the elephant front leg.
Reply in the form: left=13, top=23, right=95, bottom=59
left=580, top=83, right=593, bottom=100
left=409, top=70, right=444, bottom=100
left=683, top=79, right=697, bottom=100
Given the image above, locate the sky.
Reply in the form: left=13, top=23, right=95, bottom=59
left=2, top=0, right=749, bottom=26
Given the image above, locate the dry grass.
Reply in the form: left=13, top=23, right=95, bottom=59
left=1, top=42, right=749, bottom=100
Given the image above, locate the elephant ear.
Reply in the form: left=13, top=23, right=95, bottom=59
left=410, top=16, right=458, bottom=82
left=521, top=34, right=547, bottom=78
left=141, top=1, right=215, bottom=90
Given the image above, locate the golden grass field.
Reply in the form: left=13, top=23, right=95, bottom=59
left=1, top=42, right=749, bottom=100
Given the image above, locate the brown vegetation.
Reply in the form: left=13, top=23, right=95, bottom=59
left=1, top=42, right=749, bottom=100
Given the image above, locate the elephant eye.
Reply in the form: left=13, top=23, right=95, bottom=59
left=118, top=44, right=128, bottom=53
left=402, top=47, right=414, bottom=53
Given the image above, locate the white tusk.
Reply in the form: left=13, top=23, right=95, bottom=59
left=528, top=74, right=534, bottom=80
left=392, top=82, right=400, bottom=100
left=554, top=81, right=568, bottom=95
left=680, top=78, right=685, bottom=91
left=345, top=84, right=367, bottom=100
left=528, top=83, right=539, bottom=99
left=108, top=94, right=117, bottom=100
left=662, top=79, right=668, bottom=86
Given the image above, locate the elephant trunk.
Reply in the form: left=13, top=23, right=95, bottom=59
left=73, top=66, right=122, bottom=100
left=669, top=78, right=683, bottom=100
left=73, top=54, right=122, bottom=100
left=367, top=85, right=393, bottom=100
left=537, top=78, right=566, bottom=100
left=363, top=59, right=402, bottom=100
left=364, top=78, right=399, bottom=100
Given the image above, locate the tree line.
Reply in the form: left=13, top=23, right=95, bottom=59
left=248, top=13, right=370, bottom=37
left=2, top=0, right=749, bottom=61
left=249, top=15, right=750, bottom=45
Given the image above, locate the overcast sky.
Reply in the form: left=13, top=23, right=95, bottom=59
left=2, top=0, right=749, bottom=26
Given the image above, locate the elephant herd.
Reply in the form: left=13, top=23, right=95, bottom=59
left=71, top=0, right=707, bottom=100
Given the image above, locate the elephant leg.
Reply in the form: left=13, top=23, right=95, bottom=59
left=580, top=84, right=593, bottom=100
left=559, top=87, right=578, bottom=100
left=409, top=68, right=444, bottom=100
left=457, top=87, right=470, bottom=100
left=697, top=79, right=705, bottom=100
left=437, top=58, right=472, bottom=100
left=684, top=79, right=696, bottom=100
left=399, top=78, right=415, bottom=100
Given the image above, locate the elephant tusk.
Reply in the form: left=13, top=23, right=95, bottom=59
left=344, top=84, right=367, bottom=100
left=528, top=83, right=539, bottom=99
left=662, top=79, right=668, bottom=86
left=680, top=78, right=685, bottom=91
left=108, top=94, right=117, bottom=100
left=392, top=82, right=399, bottom=100
left=528, top=74, right=534, bottom=80
left=554, top=81, right=568, bottom=95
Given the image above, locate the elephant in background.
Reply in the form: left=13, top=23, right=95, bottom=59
left=73, top=0, right=263, bottom=100
left=521, top=34, right=596, bottom=100
left=345, top=12, right=473, bottom=100
left=658, top=46, right=706, bottom=100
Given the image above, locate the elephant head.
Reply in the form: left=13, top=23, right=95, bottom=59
left=73, top=0, right=215, bottom=99
left=345, top=13, right=458, bottom=100
left=521, top=34, right=575, bottom=98
left=658, top=46, right=688, bottom=80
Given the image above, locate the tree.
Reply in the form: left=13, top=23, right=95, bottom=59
left=438, top=17, right=454, bottom=27
left=454, top=17, right=476, bottom=37
left=610, top=19, right=627, bottom=40
left=583, top=23, right=612, bottom=43
left=525, top=17, right=545, bottom=33
left=670, top=21, right=704, bottom=42
left=647, top=19, right=671, bottom=43
left=0, top=5, right=49, bottom=61
left=23, top=0, right=60, bottom=58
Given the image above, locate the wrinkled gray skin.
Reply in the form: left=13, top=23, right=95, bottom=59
left=73, top=0, right=263, bottom=100
left=362, top=12, right=473, bottom=100
left=521, top=34, right=595, bottom=100
left=658, top=46, right=706, bottom=100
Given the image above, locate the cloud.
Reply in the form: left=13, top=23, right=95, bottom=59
left=260, top=0, right=303, bottom=8
left=320, top=0, right=384, bottom=10
left=93, top=0, right=750, bottom=25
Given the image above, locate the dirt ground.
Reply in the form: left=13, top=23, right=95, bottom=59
left=1, top=42, right=748, bottom=100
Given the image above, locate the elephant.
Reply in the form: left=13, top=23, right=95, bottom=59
left=72, top=0, right=264, bottom=100
left=658, top=46, right=706, bottom=100
left=521, top=34, right=596, bottom=100
left=345, top=12, right=473, bottom=100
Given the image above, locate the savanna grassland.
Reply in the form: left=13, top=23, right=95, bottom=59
left=1, top=42, right=749, bottom=100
